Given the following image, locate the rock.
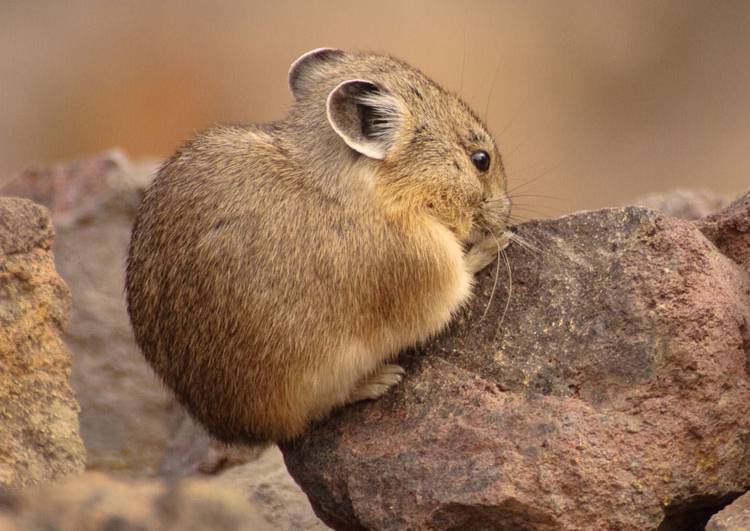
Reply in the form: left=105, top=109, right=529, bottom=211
left=2, top=153, right=327, bottom=528
left=698, top=191, right=750, bottom=274
left=0, top=472, right=273, bottom=531
left=633, top=188, right=728, bottom=220
left=0, top=149, right=153, bottom=227
left=282, top=203, right=750, bottom=530
left=159, top=410, right=328, bottom=529
left=1, top=151, right=171, bottom=476
left=215, top=446, right=331, bottom=531
left=0, top=198, right=85, bottom=488
left=159, top=409, right=264, bottom=478
left=707, top=491, right=750, bottom=531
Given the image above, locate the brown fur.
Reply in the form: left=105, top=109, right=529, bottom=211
left=126, top=49, right=511, bottom=443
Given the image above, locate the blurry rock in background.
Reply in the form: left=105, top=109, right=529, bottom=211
left=0, top=151, right=329, bottom=530
left=1, top=151, right=168, bottom=476
left=632, top=188, right=728, bottom=220
left=0, top=472, right=274, bottom=531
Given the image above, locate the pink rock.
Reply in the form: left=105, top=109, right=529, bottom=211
left=282, top=200, right=750, bottom=530
left=707, top=491, right=750, bottom=531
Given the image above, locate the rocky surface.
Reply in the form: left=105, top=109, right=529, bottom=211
left=0, top=472, right=273, bottom=531
left=2, top=152, right=327, bottom=529
left=0, top=198, right=85, bottom=488
left=6, top=152, right=747, bottom=528
left=698, top=192, right=750, bottom=276
left=215, top=446, right=331, bottom=530
left=282, top=199, right=750, bottom=530
left=707, top=491, right=750, bottom=531
left=159, top=408, right=264, bottom=478
left=1, top=151, right=171, bottom=475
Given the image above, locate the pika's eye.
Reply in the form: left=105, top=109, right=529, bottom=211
left=471, top=150, right=490, bottom=172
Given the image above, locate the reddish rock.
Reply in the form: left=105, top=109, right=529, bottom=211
left=707, top=491, right=750, bottom=531
left=0, top=472, right=273, bottom=531
left=698, top=191, right=750, bottom=274
left=282, top=202, right=750, bottom=530
left=0, top=198, right=84, bottom=488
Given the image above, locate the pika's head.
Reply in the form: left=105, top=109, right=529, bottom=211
left=289, top=48, right=511, bottom=240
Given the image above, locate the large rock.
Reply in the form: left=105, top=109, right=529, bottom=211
left=0, top=198, right=85, bottom=488
left=0, top=472, right=273, bottom=531
left=282, top=201, right=750, bottom=530
left=707, top=491, right=750, bottom=531
left=1, top=151, right=172, bottom=475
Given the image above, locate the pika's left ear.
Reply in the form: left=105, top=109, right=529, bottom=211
left=288, top=48, right=345, bottom=100
left=326, top=79, right=403, bottom=160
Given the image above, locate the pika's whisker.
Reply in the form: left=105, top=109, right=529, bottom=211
left=508, top=232, right=543, bottom=255
left=506, top=173, right=550, bottom=195
left=494, top=246, right=513, bottom=341
left=480, top=230, right=503, bottom=320
left=505, top=193, right=562, bottom=202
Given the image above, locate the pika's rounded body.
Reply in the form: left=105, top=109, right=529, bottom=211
left=126, top=49, right=511, bottom=443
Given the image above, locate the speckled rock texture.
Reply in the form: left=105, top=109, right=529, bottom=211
left=698, top=191, right=750, bottom=275
left=0, top=472, right=273, bottom=531
left=282, top=198, right=750, bottom=530
left=707, top=491, right=750, bottom=531
left=1, top=151, right=172, bottom=475
left=0, top=198, right=84, bottom=488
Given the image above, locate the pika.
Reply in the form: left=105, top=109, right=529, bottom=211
left=126, top=48, right=511, bottom=443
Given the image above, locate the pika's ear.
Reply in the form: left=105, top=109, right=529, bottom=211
left=288, top=48, right=345, bottom=100
left=326, top=80, right=402, bottom=160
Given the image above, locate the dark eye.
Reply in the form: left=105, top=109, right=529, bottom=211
left=471, top=150, right=490, bottom=172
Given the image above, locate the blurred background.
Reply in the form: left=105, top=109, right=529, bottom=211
left=1, top=0, right=749, bottom=217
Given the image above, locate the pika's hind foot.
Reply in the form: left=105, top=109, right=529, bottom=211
left=350, top=364, right=405, bottom=402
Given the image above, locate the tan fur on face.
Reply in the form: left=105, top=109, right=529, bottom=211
left=126, top=49, right=511, bottom=443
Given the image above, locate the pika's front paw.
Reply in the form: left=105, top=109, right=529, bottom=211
left=350, top=364, right=406, bottom=402
left=465, top=232, right=510, bottom=273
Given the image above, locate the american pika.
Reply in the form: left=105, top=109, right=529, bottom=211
left=126, top=48, right=511, bottom=443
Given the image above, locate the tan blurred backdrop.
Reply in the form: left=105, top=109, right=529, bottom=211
left=1, top=0, right=749, bottom=216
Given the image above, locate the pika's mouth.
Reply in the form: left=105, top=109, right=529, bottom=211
left=477, top=195, right=512, bottom=231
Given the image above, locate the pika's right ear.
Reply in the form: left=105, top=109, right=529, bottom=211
left=288, top=48, right=345, bottom=100
left=326, top=80, right=403, bottom=160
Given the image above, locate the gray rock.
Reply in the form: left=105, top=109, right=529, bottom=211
left=215, top=446, right=331, bottom=530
